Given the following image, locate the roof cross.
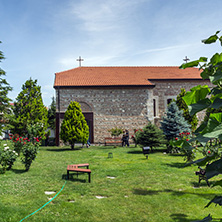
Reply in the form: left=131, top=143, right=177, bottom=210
left=76, top=56, right=84, bottom=67
left=183, top=56, right=190, bottom=63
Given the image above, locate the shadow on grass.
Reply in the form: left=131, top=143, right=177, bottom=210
left=62, top=174, right=88, bottom=183
left=45, top=147, right=82, bottom=152
left=11, top=169, right=27, bottom=174
left=133, top=188, right=216, bottom=200
left=127, top=148, right=167, bottom=155
left=170, top=213, right=196, bottom=222
left=164, top=162, right=186, bottom=168
left=127, top=150, right=143, bottom=154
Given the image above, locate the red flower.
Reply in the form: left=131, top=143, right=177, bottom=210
left=24, top=142, right=26, bottom=145
left=16, top=138, right=19, bottom=141
left=179, top=133, right=181, bottom=136
left=175, top=137, right=178, bottom=140
left=208, top=150, right=211, bottom=154
left=186, top=139, right=189, bottom=141
left=9, top=137, right=12, bottom=139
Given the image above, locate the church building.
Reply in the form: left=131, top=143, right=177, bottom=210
left=53, top=66, right=210, bottom=146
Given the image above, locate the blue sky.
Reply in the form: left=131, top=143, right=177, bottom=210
left=0, top=0, right=222, bottom=106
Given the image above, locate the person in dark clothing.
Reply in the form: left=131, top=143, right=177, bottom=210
left=122, top=132, right=126, bottom=147
left=122, top=129, right=130, bottom=147
left=125, top=130, right=129, bottom=147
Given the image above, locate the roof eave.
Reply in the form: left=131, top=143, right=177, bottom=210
left=53, top=84, right=155, bottom=89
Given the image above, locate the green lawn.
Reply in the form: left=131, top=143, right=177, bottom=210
left=1, top=145, right=222, bottom=222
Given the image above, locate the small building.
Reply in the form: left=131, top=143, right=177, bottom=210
left=53, top=66, right=210, bottom=146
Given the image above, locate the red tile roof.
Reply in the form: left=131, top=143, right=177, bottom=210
left=54, top=66, right=202, bottom=87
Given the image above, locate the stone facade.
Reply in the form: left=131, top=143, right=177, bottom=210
left=151, top=79, right=213, bottom=125
left=55, top=79, right=212, bottom=145
left=56, top=86, right=153, bottom=143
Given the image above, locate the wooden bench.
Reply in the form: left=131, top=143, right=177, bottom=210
left=104, top=137, right=122, bottom=146
left=67, top=164, right=91, bottom=183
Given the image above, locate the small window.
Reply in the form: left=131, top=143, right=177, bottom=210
left=153, top=99, right=156, bottom=117
left=167, top=98, right=172, bottom=105
left=153, top=96, right=159, bottom=117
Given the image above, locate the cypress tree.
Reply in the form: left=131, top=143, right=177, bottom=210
left=48, top=96, right=56, bottom=130
left=60, top=101, right=89, bottom=149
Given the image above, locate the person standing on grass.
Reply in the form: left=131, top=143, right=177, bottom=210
left=125, top=129, right=129, bottom=147
left=122, top=131, right=126, bottom=146
left=122, top=130, right=129, bottom=147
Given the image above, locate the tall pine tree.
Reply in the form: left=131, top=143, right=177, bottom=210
left=160, top=101, right=191, bottom=141
left=60, top=101, right=89, bottom=149
left=11, top=78, right=48, bottom=138
left=48, top=96, right=56, bottom=130
left=0, top=41, right=12, bottom=133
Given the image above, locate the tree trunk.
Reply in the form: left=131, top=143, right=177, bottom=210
left=71, top=144, right=74, bottom=150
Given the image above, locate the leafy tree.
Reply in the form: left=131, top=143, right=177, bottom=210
left=175, top=88, right=198, bottom=131
left=160, top=101, right=191, bottom=142
left=135, top=122, right=166, bottom=151
left=0, top=41, right=12, bottom=133
left=11, top=78, right=48, bottom=139
left=108, top=127, right=123, bottom=137
left=180, top=31, right=222, bottom=220
left=48, top=96, right=56, bottom=130
left=60, top=101, right=89, bottom=149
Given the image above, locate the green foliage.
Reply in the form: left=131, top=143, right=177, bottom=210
left=21, top=141, right=39, bottom=171
left=135, top=122, right=166, bottom=151
left=108, top=127, right=123, bottom=137
left=0, top=42, right=12, bottom=133
left=0, top=141, right=18, bottom=172
left=176, top=88, right=198, bottom=131
left=11, top=79, right=48, bottom=139
left=180, top=31, right=222, bottom=219
left=48, top=96, right=56, bottom=130
left=60, top=101, right=89, bottom=149
left=169, top=132, right=195, bottom=161
left=160, top=101, right=191, bottom=142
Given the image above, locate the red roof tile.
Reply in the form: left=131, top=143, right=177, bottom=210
left=54, top=66, right=202, bottom=87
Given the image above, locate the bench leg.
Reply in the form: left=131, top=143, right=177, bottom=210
left=88, top=172, right=91, bottom=183
left=67, top=170, right=69, bottom=179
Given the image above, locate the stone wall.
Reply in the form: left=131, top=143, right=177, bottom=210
left=56, top=86, right=153, bottom=143
left=151, top=79, right=213, bottom=125
left=55, top=79, right=213, bottom=144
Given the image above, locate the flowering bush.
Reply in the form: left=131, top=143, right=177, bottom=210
left=9, top=134, right=26, bottom=156
left=21, top=138, right=40, bottom=171
left=169, top=131, right=195, bottom=162
left=0, top=142, right=18, bottom=172
left=9, top=134, right=41, bottom=171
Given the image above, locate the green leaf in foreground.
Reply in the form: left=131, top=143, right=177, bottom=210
left=205, top=196, right=222, bottom=208
left=206, top=158, right=222, bottom=179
